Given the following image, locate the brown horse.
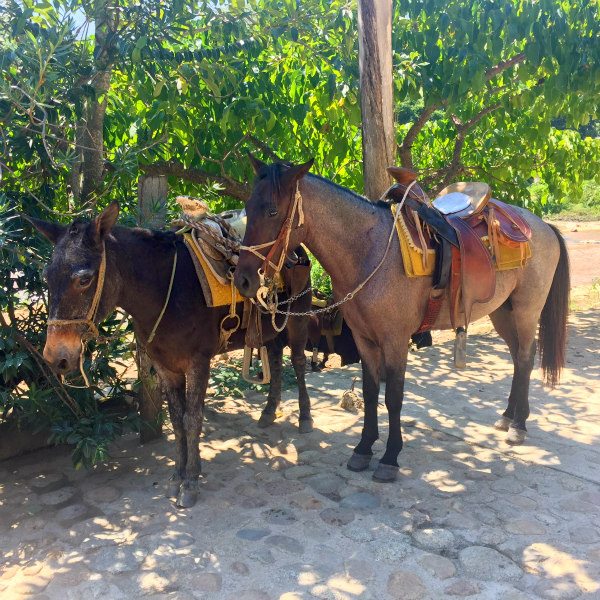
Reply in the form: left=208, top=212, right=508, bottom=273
left=27, top=202, right=313, bottom=507
left=235, top=158, right=569, bottom=483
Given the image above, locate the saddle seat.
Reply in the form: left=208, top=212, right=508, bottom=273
left=433, top=182, right=491, bottom=217
left=385, top=167, right=532, bottom=343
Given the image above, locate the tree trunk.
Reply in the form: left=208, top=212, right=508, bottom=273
left=358, top=0, right=395, bottom=200
left=136, top=175, right=168, bottom=443
left=71, top=0, right=115, bottom=204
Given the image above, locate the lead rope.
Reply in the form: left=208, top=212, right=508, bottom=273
left=146, top=248, right=178, bottom=345
left=265, top=180, right=416, bottom=319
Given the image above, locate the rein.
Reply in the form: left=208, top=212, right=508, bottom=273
left=48, top=242, right=107, bottom=339
left=239, top=182, right=304, bottom=289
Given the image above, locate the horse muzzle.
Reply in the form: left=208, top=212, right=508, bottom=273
left=43, top=327, right=82, bottom=374
left=234, top=266, right=260, bottom=298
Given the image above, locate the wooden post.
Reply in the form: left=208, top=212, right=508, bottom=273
left=358, top=0, right=395, bottom=200
left=136, top=174, right=168, bottom=443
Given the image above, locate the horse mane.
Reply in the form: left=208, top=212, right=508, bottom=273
left=263, top=162, right=391, bottom=210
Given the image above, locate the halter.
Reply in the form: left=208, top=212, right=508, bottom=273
left=47, top=242, right=107, bottom=339
left=46, top=241, right=178, bottom=387
left=239, top=181, right=304, bottom=304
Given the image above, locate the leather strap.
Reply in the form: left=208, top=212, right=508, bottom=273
left=416, top=293, right=444, bottom=333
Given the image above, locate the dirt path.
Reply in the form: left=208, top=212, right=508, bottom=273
left=0, top=223, right=598, bottom=600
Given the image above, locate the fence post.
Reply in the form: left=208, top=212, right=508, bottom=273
left=136, top=174, right=168, bottom=443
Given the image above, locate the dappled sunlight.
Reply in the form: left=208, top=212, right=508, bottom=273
left=0, top=308, right=598, bottom=598
left=522, top=542, right=600, bottom=594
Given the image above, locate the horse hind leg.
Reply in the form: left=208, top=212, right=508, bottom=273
left=490, top=303, right=538, bottom=445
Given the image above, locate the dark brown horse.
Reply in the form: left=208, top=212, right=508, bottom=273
left=235, top=158, right=570, bottom=483
left=28, top=202, right=313, bottom=507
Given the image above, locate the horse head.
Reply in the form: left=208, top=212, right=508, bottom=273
left=25, top=202, right=119, bottom=374
left=234, top=156, right=313, bottom=298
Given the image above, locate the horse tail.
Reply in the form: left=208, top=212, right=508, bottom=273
left=538, top=224, right=570, bottom=388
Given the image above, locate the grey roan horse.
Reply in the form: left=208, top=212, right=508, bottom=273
left=28, top=202, right=313, bottom=507
left=235, top=158, right=570, bottom=483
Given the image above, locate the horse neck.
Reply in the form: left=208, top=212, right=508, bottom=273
left=300, top=176, right=390, bottom=295
left=106, top=228, right=176, bottom=332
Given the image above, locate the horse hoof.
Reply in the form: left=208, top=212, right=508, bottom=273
left=166, top=474, right=183, bottom=498
left=347, top=452, right=372, bottom=472
left=257, top=411, right=277, bottom=428
left=298, top=418, right=314, bottom=434
left=372, top=463, right=399, bottom=483
left=494, top=416, right=512, bottom=432
left=176, top=485, right=198, bottom=508
left=506, top=426, right=526, bottom=445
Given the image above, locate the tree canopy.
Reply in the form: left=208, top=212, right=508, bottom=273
left=1, top=0, right=598, bottom=214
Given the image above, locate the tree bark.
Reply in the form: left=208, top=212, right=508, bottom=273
left=358, top=0, right=394, bottom=200
left=71, top=0, right=116, bottom=204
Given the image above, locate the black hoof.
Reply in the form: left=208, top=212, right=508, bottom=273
left=298, top=418, right=314, bottom=434
left=373, top=462, right=399, bottom=482
left=257, top=411, right=277, bottom=428
left=347, top=452, right=372, bottom=472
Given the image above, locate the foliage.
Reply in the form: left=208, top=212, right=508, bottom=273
left=534, top=179, right=600, bottom=220
left=209, top=355, right=296, bottom=400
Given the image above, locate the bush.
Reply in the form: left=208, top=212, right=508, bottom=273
left=0, top=196, right=140, bottom=468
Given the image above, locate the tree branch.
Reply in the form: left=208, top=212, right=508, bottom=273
left=399, top=53, right=526, bottom=169
left=140, top=161, right=250, bottom=202
left=439, top=102, right=502, bottom=190
left=485, top=53, right=526, bottom=80
left=248, top=135, right=281, bottom=161
left=398, top=104, right=440, bottom=169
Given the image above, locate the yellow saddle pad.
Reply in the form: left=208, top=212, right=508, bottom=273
left=391, top=205, right=531, bottom=278
left=184, top=233, right=243, bottom=307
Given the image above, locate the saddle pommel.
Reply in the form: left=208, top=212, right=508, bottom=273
left=387, top=166, right=418, bottom=186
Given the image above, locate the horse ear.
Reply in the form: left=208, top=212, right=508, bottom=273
left=248, top=153, right=267, bottom=175
left=387, top=166, right=418, bottom=186
left=93, top=201, right=119, bottom=239
left=23, top=215, right=65, bottom=245
left=286, top=158, right=314, bottom=182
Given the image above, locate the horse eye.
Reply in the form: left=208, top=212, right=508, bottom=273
left=78, top=276, right=92, bottom=288
left=268, top=208, right=278, bottom=217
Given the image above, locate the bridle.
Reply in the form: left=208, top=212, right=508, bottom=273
left=239, top=180, right=304, bottom=305
left=46, top=240, right=178, bottom=386
left=47, top=242, right=107, bottom=339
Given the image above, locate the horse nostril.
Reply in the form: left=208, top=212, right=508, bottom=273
left=57, top=358, right=69, bottom=373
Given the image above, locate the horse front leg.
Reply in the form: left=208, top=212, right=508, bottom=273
left=347, top=340, right=381, bottom=472
left=373, top=341, right=410, bottom=482
left=287, top=316, right=313, bottom=433
left=154, top=367, right=186, bottom=498
left=177, top=360, right=210, bottom=508
left=258, top=340, right=284, bottom=428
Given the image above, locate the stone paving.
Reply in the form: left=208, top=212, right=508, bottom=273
left=0, top=309, right=598, bottom=599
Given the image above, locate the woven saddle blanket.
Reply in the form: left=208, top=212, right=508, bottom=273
left=176, top=197, right=246, bottom=308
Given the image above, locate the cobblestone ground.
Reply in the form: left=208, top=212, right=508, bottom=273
left=0, top=309, right=598, bottom=600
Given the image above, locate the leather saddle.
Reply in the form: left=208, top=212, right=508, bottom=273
left=385, top=167, right=532, bottom=346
